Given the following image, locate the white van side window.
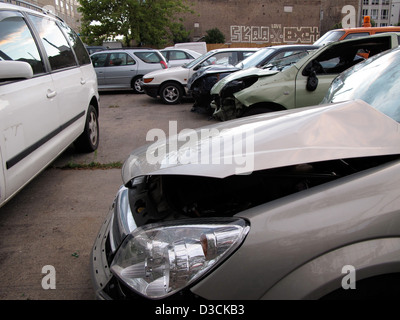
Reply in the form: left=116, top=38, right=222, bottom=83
left=28, top=14, right=77, bottom=71
left=0, top=11, right=45, bottom=74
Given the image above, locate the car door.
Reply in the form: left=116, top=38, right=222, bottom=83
left=91, top=52, right=108, bottom=86
left=28, top=14, right=88, bottom=143
left=104, top=52, right=138, bottom=89
left=0, top=10, right=61, bottom=200
left=295, top=34, right=398, bottom=108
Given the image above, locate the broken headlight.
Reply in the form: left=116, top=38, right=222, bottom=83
left=110, top=218, right=250, bottom=299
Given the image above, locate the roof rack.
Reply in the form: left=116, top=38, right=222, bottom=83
left=0, top=0, right=64, bottom=21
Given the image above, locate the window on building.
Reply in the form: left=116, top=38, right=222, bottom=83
left=363, top=0, right=369, bottom=5
left=372, top=0, right=379, bottom=5
left=381, top=9, right=389, bottom=20
left=371, top=9, right=379, bottom=19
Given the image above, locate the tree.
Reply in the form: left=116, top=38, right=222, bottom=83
left=78, top=0, right=193, bottom=47
left=204, top=28, right=225, bottom=44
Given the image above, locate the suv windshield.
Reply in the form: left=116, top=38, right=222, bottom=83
left=236, top=48, right=275, bottom=69
left=323, top=47, right=400, bottom=122
left=184, top=51, right=214, bottom=69
left=314, top=30, right=345, bottom=46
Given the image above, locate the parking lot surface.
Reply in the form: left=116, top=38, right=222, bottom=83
left=0, top=92, right=214, bottom=300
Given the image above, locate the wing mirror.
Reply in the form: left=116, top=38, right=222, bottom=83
left=0, top=61, right=33, bottom=81
left=306, top=70, right=318, bottom=91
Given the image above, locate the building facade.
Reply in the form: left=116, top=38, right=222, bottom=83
left=361, top=0, right=400, bottom=26
left=182, top=0, right=400, bottom=44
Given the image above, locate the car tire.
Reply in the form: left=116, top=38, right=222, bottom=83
left=160, top=82, right=183, bottom=105
left=74, top=104, right=99, bottom=153
left=132, top=76, right=144, bottom=94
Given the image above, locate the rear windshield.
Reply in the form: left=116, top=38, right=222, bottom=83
left=134, top=52, right=163, bottom=63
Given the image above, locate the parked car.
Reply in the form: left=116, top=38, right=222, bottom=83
left=85, top=45, right=107, bottom=55
left=164, top=42, right=208, bottom=55
left=187, top=44, right=319, bottom=113
left=0, top=2, right=99, bottom=208
left=142, top=48, right=257, bottom=104
left=314, top=20, right=400, bottom=46
left=160, top=48, right=202, bottom=68
left=210, top=32, right=400, bottom=121
left=91, top=46, right=400, bottom=300
left=90, top=48, right=168, bottom=93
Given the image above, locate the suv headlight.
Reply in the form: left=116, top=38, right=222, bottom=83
left=111, top=218, right=250, bottom=299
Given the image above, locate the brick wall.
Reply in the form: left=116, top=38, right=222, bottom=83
left=182, top=0, right=361, bottom=45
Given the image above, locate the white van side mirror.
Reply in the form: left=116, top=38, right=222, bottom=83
left=0, top=61, right=33, bottom=81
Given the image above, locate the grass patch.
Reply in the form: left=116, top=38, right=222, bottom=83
left=60, top=161, right=123, bottom=170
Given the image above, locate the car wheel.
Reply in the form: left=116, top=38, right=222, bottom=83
left=160, top=82, right=183, bottom=104
left=132, top=76, right=144, bottom=94
left=74, top=104, right=99, bottom=153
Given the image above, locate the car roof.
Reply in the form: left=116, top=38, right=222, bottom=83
left=0, top=2, right=63, bottom=22
left=208, top=48, right=259, bottom=53
left=91, top=48, right=161, bottom=54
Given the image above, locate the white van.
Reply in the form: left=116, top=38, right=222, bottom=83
left=0, top=2, right=100, bottom=208
left=165, top=42, right=207, bottom=55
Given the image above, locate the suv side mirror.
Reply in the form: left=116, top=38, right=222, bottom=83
left=306, top=71, right=318, bottom=91
left=0, top=61, right=33, bottom=81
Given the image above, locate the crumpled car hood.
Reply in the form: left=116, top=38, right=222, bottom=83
left=211, top=67, right=279, bottom=94
left=188, top=65, right=241, bottom=88
left=122, top=100, right=400, bottom=184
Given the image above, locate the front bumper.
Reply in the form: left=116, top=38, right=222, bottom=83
left=90, top=186, right=139, bottom=300
left=142, top=84, right=160, bottom=98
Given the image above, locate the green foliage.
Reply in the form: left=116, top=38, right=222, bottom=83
left=78, top=0, right=194, bottom=47
left=204, top=28, right=225, bottom=44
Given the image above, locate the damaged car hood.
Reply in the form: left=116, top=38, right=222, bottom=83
left=211, top=66, right=279, bottom=94
left=122, top=99, right=400, bottom=184
left=187, top=64, right=241, bottom=89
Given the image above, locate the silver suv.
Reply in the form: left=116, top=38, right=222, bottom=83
left=0, top=2, right=99, bottom=208
left=90, top=48, right=168, bottom=93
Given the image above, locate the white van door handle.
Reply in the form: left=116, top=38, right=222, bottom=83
left=46, top=90, right=57, bottom=99
left=80, top=78, right=86, bottom=85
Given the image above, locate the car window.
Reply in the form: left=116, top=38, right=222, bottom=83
left=134, top=51, right=162, bottom=63
left=0, top=10, right=45, bottom=75
left=202, top=52, right=239, bottom=67
left=58, top=22, right=91, bottom=66
left=91, top=53, right=108, bottom=67
left=108, top=52, right=135, bottom=66
left=170, top=51, right=189, bottom=60
left=28, top=14, right=77, bottom=71
left=344, top=32, right=370, bottom=40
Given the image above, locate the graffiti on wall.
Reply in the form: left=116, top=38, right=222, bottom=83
left=231, top=25, right=319, bottom=43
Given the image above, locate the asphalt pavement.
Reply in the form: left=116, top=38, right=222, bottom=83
left=0, top=92, right=214, bottom=300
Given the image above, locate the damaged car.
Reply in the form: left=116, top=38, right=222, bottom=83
left=187, top=44, right=318, bottom=114
left=142, top=48, right=257, bottom=105
left=210, top=32, right=400, bottom=121
left=91, top=46, right=400, bottom=300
